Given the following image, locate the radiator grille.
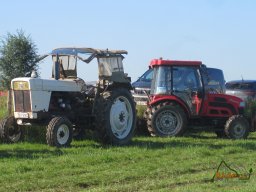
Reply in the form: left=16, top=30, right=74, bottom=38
left=14, top=90, right=31, bottom=112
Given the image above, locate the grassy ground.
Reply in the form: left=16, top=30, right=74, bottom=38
left=1, top=98, right=256, bottom=191
left=0, top=133, right=256, bottom=192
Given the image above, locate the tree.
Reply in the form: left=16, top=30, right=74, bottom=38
left=0, top=30, right=40, bottom=89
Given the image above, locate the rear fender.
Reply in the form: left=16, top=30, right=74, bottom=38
left=149, top=95, right=191, bottom=117
left=107, top=82, right=133, bottom=90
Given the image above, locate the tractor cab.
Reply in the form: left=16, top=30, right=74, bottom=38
left=48, top=48, right=130, bottom=83
left=150, top=59, right=203, bottom=116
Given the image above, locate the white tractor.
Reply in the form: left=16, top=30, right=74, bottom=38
left=0, top=48, right=136, bottom=147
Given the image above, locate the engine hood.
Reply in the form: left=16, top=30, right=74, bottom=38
left=11, top=77, right=84, bottom=92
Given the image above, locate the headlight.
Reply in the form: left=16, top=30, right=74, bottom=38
left=239, top=101, right=245, bottom=108
left=13, top=81, right=29, bottom=90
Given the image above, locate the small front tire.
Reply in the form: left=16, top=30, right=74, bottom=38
left=46, top=117, right=73, bottom=147
left=225, top=115, right=249, bottom=139
left=0, top=116, right=23, bottom=143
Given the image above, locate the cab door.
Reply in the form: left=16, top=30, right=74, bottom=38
left=172, top=66, right=203, bottom=115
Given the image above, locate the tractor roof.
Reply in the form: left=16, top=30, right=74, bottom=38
left=51, top=47, right=127, bottom=56
left=39, top=47, right=127, bottom=63
left=150, top=59, right=202, bottom=68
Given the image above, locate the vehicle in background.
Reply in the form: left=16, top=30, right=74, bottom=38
left=132, top=68, right=153, bottom=105
left=226, top=80, right=256, bottom=101
left=132, top=67, right=225, bottom=105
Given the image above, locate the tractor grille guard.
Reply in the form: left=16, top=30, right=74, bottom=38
left=13, top=90, right=31, bottom=112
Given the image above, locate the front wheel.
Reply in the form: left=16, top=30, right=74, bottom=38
left=46, top=117, right=73, bottom=147
left=147, top=102, right=187, bottom=137
left=224, top=115, right=249, bottom=139
left=0, top=116, right=23, bottom=143
left=95, top=88, right=136, bottom=145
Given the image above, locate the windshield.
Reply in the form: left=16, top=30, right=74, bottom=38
left=52, top=55, right=77, bottom=77
left=52, top=55, right=76, bottom=70
left=151, top=66, right=172, bottom=94
left=151, top=66, right=202, bottom=95
left=98, top=56, right=124, bottom=76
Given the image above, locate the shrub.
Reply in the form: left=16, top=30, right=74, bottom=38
left=244, top=98, right=256, bottom=119
left=0, top=95, right=7, bottom=119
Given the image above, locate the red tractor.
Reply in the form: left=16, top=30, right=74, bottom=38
left=145, top=59, right=250, bottom=139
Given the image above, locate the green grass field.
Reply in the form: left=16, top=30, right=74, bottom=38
left=0, top=133, right=256, bottom=192
left=1, top=97, right=256, bottom=191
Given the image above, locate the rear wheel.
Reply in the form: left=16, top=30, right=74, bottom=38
left=46, top=117, right=73, bottom=147
left=0, top=116, right=23, bottom=143
left=95, top=88, right=136, bottom=145
left=225, top=115, right=249, bottom=139
left=147, top=102, right=187, bottom=137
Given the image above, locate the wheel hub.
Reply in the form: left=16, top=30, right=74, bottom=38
left=233, top=123, right=245, bottom=137
left=111, top=100, right=128, bottom=130
left=57, top=124, right=69, bottom=145
left=110, top=96, right=133, bottom=139
left=119, top=112, right=125, bottom=123
left=59, top=131, right=65, bottom=138
left=156, top=111, right=178, bottom=134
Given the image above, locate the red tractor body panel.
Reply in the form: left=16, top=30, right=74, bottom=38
left=149, top=93, right=243, bottom=118
left=200, top=93, right=243, bottom=117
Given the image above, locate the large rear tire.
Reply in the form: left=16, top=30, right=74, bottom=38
left=0, top=116, right=23, bottom=143
left=46, top=117, right=73, bottom=147
left=224, top=115, right=249, bottom=139
left=147, top=102, right=187, bottom=137
left=95, top=88, right=136, bottom=145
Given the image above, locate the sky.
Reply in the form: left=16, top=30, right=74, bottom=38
left=0, top=0, right=256, bottom=82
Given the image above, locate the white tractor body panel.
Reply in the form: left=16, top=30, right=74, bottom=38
left=30, top=90, right=52, bottom=112
left=11, top=77, right=84, bottom=119
left=42, top=79, right=83, bottom=92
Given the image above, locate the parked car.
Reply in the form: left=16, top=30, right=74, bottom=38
left=226, top=80, right=256, bottom=100
left=132, top=68, right=153, bottom=105
left=132, top=67, right=225, bottom=105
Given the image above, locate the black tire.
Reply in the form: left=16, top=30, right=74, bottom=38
left=0, top=116, right=23, bottom=143
left=95, top=88, right=136, bottom=145
left=145, top=106, right=156, bottom=136
left=73, top=127, right=86, bottom=140
left=215, top=130, right=227, bottom=138
left=46, top=117, right=73, bottom=147
left=136, top=117, right=150, bottom=136
left=224, top=115, right=249, bottom=139
left=147, top=102, right=187, bottom=137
